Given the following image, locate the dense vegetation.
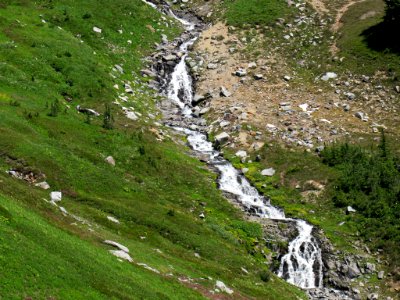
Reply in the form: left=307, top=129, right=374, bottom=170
left=321, top=134, right=400, bottom=274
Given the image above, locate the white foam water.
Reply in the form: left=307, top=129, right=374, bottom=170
left=145, top=0, right=323, bottom=290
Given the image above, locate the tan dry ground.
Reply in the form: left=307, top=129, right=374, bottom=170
left=193, top=22, right=396, bottom=151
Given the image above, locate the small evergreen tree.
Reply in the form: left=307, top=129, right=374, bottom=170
left=47, top=99, right=60, bottom=117
left=102, top=103, right=114, bottom=129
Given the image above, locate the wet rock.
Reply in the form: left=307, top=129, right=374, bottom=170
left=261, top=168, right=276, bottom=176
left=163, top=54, right=177, bottom=61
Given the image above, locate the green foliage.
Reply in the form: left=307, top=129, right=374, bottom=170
left=102, top=103, right=114, bottom=130
left=321, top=137, right=400, bottom=271
left=224, top=0, right=291, bottom=27
left=259, top=269, right=271, bottom=283
left=48, top=99, right=60, bottom=117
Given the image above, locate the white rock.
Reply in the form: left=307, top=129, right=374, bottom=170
left=50, top=191, right=62, bottom=202
left=235, top=150, right=247, bottom=158
left=104, top=240, right=129, bottom=253
left=261, top=168, right=276, bottom=176
left=215, top=280, right=233, bottom=295
left=215, top=132, right=230, bottom=146
left=105, top=156, right=116, bottom=166
left=107, top=216, right=120, bottom=224
left=59, top=206, right=68, bottom=215
left=125, top=111, right=138, bottom=121
left=321, top=72, right=337, bottom=81
left=93, top=26, right=102, bottom=33
left=110, top=250, right=133, bottom=262
left=299, top=103, right=308, bottom=112
left=35, top=181, right=50, bottom=190
left=347, top=206, right=356, bottom=213
left=137, top=263, right=160, bottom=273
left=283, top=75, right=291, bottom=81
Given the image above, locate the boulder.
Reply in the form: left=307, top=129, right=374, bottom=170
left=163, top=54, right=177, bottom=61
left=50, top=191, right=62, bottom=203
left=346, top=206, right=356, bottom=214
left=105, top=156, right=116, bottom=166
left=35, top=181, right=50, bottom=190
left=321, top=72, right=338, bottom=81
left=215, top=280, right=233, bottom=295
left=235, top=150, right=247, bottom=158
left=93, top=26, right=102, bottom=33
left=261, top=168, right=276, bottom=176
left=109, top=250, right=133, bottom=262
left=103, top=240, right=129, bottom=253
left=107, top=216, right=120, bottom=224
left=378, top=270, right=384, bottom=279
left=214, top=132, right=230, bottom=146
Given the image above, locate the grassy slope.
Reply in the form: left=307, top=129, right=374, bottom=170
left=0, top=0, right=305, bottom=299
left=337, top=0, right=400, bottom=78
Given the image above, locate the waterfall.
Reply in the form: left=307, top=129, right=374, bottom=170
left=142, top=0, right=323, bottom=290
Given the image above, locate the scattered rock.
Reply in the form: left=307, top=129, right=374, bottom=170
left=283, top=75, right=291, bottom=81
left=105, top=156, right=116, bottom=166
left=214, top=132, right=230, bottom=146
left=103, top=240, right=129, bottom=253
left=215, top=280, right=233, bottom=295
left=254, top=74, right=264, bottom=80
left=93, top=26, right=102, bottom=33
left=220, top=86, right=231, bottom=97
left=50, top=191, right=62, bottom=203
left=355, top=112, right=368, bottom=122
left=235, top=150, right=247, bottom=158
left=76, top=105, right=100, bottom=117
left=261, top=168, right=276, bottom=176
left=395, top=86, right=400, bottom=93
left=367, top=293, right=379, bottom=300
left=235, top=68, right=247, bottom=77
left=346, top=206, right=356, bottom=214
left=378, top=270, right=384, bottom=279
left=110, top=250, right=133, bottom=262
left=321, top=72, right=337, bottom=81
left=35, top=181, right=50, bottom=190
left=107, top=216, right=120, bottom=224
left=207, top=63, right=218, bottom=70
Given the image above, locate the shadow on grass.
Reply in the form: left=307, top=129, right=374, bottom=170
left=362, top=21, right=400, bottom=54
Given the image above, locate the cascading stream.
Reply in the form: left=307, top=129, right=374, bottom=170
left=143, top=0, right=323, bottom=290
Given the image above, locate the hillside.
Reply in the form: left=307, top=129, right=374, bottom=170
left=0, top=0, right=305, bottom=299
left=0, top=0, right=399, bottom=299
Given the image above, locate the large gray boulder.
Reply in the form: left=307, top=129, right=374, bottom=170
left=214, top=132, right=230, bottom=146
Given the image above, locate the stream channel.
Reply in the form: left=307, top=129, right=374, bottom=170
left=143, top=0, right=323, bottom=291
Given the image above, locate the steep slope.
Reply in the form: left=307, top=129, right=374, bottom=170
left=0, top=1, right=307, bottom=299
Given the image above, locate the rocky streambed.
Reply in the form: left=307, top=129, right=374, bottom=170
left=140, top=1, right=387, bottom=299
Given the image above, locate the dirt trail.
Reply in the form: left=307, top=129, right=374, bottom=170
left=306, top=0, right=329, bottom=15
left=330, top=0, right=367, bottom=54
left=331, top=0, right=366, bottom=32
